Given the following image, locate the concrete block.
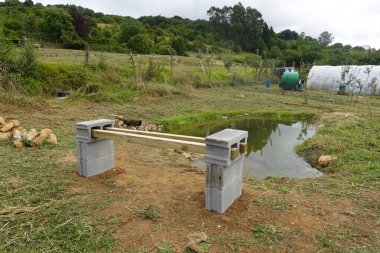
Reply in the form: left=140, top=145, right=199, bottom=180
left=205, top=129, right=247, bottom=213
left=205, top=129, right=248, bottom=166
left=205, top=176, right=242, bottom=213
left=76, top=119, right=116, bottom=177
left=75, top=119, right=114, bottom=143
left=77, top=139, right=114, bottom=161
left=78, top=153, right=115, bottom=177
left=206, top=158, right=243, bottom=189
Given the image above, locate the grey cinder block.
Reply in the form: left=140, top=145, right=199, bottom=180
left=76, top=119, right=115, bottom=177
left=205, top=129, right=248, bottom=166
left=75, top=119, right=115, bottom=143
left=205, top=176, right=242, bottom=213
left=78, top=153, right=115, bottom=177
left=205, top=129, right=248, bottom=213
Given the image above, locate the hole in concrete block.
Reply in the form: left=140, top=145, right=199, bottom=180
left=91, top=126, right=101, bottom=138
left=239, top=138, right=247, bottom=154
left=230, top=143, right=239, bottom=160
left=102, top=124, right=113, bottom=129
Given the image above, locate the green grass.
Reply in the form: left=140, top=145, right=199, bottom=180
left=156, top=241, right=176, bottom=253
left=0, top=142, right=115, bottom=252
left=254, top=197, right=291, bottom=212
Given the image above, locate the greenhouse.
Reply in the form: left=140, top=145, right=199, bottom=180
left=307, top=65, right=380, bottom=94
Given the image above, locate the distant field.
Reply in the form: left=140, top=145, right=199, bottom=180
left=36, top=48, right=274, bottom=76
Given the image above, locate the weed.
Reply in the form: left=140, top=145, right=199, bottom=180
left=153, top=223, right=167, bottom=232
left=251, top=224, right=283, bottom=247
left=140, top=205, right=161, bottom=222
left=156, top=241, right=176, bottom=253
left=254, top=198, right=290, bottom=212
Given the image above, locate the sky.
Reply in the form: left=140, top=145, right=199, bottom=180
left=33, top=0, right=380, bottom=49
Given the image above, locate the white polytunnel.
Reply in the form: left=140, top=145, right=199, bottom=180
left=307, top=65, right=380, bottom=94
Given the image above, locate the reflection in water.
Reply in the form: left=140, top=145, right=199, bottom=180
left=171, top=118, right=323, bottom=179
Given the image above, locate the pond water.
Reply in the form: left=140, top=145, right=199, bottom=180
left=171, top=118, right=323, bottom=179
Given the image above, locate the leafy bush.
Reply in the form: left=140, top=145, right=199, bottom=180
left=128, top=34, right=153, bottom=54
left=0, top=43, right=38, bottom=93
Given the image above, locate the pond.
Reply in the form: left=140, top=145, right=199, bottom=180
left=171, top=117, right=323, bottom=179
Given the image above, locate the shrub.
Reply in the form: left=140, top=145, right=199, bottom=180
left=128, top=34, right=153, bottom=54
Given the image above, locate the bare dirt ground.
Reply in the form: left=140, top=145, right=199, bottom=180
left=67, top=140, right=377, bottom=252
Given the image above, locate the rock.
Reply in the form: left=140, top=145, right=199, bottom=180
left=27, top=129, right=38, bottom=141
left=318, top=155, right=337, bottom=167
left=1, top=122, right=14, bottom=132
left=12, top=129, right=23, bottom=140
left=0, top=116, right=5, bottom=126
left=47, top=133, right=58, bottom=144
left=0, top=132, right=11, bottom=141
left=40, top=128, right=52, bottom=138
left=186, top=232, right=208, bottom=253
left=13, top=139, right=24, bottom=148
left=9, top=120, right=20, bottom=128
left=182, top=152, right=192, bottom=160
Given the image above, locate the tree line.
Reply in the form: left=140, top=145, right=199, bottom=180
left=1, top=0, right=380, bottom=66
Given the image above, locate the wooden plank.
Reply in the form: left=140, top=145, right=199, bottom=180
left=92, top=130, right=206, bottom=154
left=230, top=148, right=239, bottom=160
left=104, top=127, right=205, bottom=143
left=239, top=143, right=248, bottom=154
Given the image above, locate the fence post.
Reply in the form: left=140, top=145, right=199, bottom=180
left=205, top=129, right=248, bottom=213
left=75, top=119, right=115, bottom=177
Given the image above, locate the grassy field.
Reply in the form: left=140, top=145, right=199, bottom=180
left=0, top=49, right=380, bottom=252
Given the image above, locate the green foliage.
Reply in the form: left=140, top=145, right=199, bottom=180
left=128, top=34, right=153, bottom=54
left=40, top=7, right=77, bottom=43
left=157, top=45, right=175, bottom=55
left=0, top=2, right=378, bottom=65
left=119, top=21, right=146, bottom=44
left=142, top=57, right=165, bottom=81
left=171, top=36, right=187, bottom=56
left=157, top=241, right=175, bottom=253
left=318, top=31, right=334, bottom=46
left=251, top=224, right=283, bottom=246
left=0, top=43, right=38, bottom=93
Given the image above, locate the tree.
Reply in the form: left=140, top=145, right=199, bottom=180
left=268, top=45, right=282, bottom=58
left=69, top=10, right=91, bottom=40
left=278, top=29, right=299, bottom=40
left=128, top=34, right=153, bottom=54
left=171, top=36, right=187, bottom=56
left=40, top=7, right=77, bottom=43
left=318, top=31, right=334, bottom=46
left=119, top=22, right=145, bottom=44
left=23, top=0, right=34, bottom=6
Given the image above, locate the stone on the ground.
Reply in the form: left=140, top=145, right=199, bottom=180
left=318, top=155, right=337, bottom=167
left=186, top=232, right=208, bottom=252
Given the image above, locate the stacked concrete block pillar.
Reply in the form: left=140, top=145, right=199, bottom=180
left=75, top=119, right=115, bottom=177
left=205, top=129, right=248, bottom=213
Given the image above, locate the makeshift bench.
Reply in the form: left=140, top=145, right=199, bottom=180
left=75, top=119, right=248, bottom=213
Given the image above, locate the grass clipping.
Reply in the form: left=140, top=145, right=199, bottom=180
left=0, top=116, right=58, bottom=148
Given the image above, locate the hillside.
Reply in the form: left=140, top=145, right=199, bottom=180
left=1, top=0, right=380, bottom=66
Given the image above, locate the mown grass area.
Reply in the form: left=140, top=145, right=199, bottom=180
left=0, top=137, right=115, bottom=252
left=1, top=49, right=380, bottom=252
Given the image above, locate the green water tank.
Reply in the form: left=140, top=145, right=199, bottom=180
left=280, top=71, right=300, bottom=90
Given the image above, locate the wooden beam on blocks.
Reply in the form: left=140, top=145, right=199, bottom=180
left=230, top=148, right=239, bottom=160
left=239, top=143, right=248, bottom=154
left=92, top=129, right=206, bottom=154
left=104, top=127, right=205, bottom=143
